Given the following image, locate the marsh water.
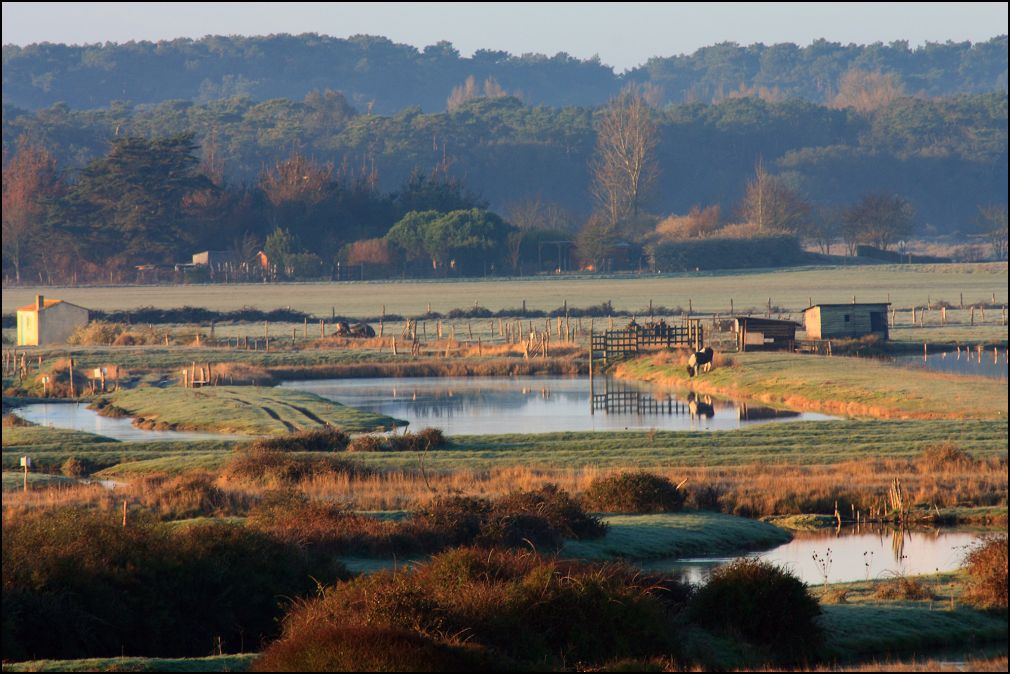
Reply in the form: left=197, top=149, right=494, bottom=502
left=14, top=402, right=243, bottom=442
left=892, top=350, right=1008, bottom=381
left=281, top=376, right=833, bottom=435
left=645, top=527, right=983, bottom=586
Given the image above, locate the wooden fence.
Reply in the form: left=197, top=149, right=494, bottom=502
left=591, top=320, right=704, bottom=363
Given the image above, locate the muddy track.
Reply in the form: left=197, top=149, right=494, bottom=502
left=275, top=402, right=328, bottom=426
left=259, top=405, right=298, bottom=432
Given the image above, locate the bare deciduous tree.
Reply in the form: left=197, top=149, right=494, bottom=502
left=843, top=193, right=915, bottom=252
left=979, top=204, right=1008, bottom=260
left=808, top=206, right=841, bottom=255
left=447, top=75, right=507, bottom=111
left=504, top=195, right=574, bottom=232
left=739, top=160, right=811, bottom=235
left=831, top=69, right=905, bottom=113
left=258, top=151, right=333, bottom=207
left=576, top=212, right=620, bottom=271
left=591, top=91, right=659, bottom=226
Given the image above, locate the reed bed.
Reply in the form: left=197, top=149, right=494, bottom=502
left=5, top=448, right=1004, bottom=522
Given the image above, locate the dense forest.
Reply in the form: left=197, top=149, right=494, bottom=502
left=3, top=34, right=1007, bottom=112
left=4, top=92, right=1006, bottom=224
left=2, top=35, right=1008, bottom=284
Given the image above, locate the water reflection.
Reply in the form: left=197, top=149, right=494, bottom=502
left=646, top=526, right=981, bottom=586
left=282, top=376, right=832, bottom=435
left=14, top=402, right=244, bottom=442
left=892, top=348, right=1007, bottom=381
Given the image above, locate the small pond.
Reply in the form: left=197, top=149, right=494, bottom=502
left=281, top=376, right=833, bottom=435
left=14, top=402, right=244, bottom=442
left=892, top=350, right=1007, bottom=382
left=644, top=527, right=983, bottom=586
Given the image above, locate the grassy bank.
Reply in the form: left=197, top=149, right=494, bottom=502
left=560, top=512, right=792, bottom=561
left=0, top=655, right=256, bottom=672
left=819, top=574, right=1009, bottom=660
left=2, top=424, right=116, bottom=451
left=99, top=386, right=403, bottom=434
left=614, top=351, right=1008, bottom=420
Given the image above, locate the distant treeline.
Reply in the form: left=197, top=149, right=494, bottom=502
left=2, top=301, right=697, bottom=328
left=3, top=93, right=1007, bottom=229
left=2, top=34, right=1006, bottom=112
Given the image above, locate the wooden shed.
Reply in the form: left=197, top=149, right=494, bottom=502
left=733, top=317, right=800, bottom=352
left=16, top=295, right=90, bottom=346
left=803, top=303, right=890, bottom=340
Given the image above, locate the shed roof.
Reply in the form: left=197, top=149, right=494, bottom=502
left=733, top=316, right=802, bottom=327
left=16, top=299, right=88, bottom=313
left=803, top=303, right=890, bottom=312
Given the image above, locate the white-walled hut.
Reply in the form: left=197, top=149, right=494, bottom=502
left=803, top=303, right=890, bottom=341
left=16, top=295, right=90, bottom=346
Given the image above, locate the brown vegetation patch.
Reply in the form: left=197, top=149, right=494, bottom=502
left=962, top=534, right=1008, bottom=610
left=220, top=447, right=368, bottom=486
left=211, top=361, right=276, bottom=386
left=252, top=624, right=489, bottom=672
left=250, top=426, right=350, bottom=453
left=269, top=547, right=685, bottom=669
left=247, top=485, right=605, bottom=557
left=873, top=576, right=936, bottom=601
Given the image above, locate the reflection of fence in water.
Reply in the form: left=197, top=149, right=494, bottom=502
left=591, top=383, right=703, bottom=416
left=382, top=385, right=575, bottom=418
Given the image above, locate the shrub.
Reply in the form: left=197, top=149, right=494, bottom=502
left=68, top=321, right=164, bottom=346
left=963, top=535, right=1008, bottom=610
left=417, top=485, right=607, bottom=551
left=136, top=473, right=251, bottom=520
left=873, top=576, right=935, bottom=601
left=247, top=491, right=437, bottom=557
left=253, top=624, right=488, bottom=672
left=649, top=235, right=805, bottom=272
left=270, top=548, right=685, bottom=669
left=221, top=447, right=365, bottom=485
left=415, top=427, right=447, bottom=449
left=249, top=486, right=605, bottom=557
left=347, top=434, right=385, bottom=452
left=252, top=426, right=350, bottom=453
left=61, top=456, right=96, bottom=478
left=583, top=472, right=686, bottom=513
left=387, top=429, right=446, bottom=452
left=689, top=558, right=822, bottom=664
left=2, top=509, right=345, bottom=661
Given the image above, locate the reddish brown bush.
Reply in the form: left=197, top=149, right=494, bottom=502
left=963, top=535, right=1008, bottom=609
left=253, top=624, right=487, bottom=672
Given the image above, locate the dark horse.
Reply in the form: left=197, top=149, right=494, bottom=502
left=686, top=346, right=715, bottom=378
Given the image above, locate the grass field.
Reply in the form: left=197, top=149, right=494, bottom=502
left=4, top=264, right=1007, bottom=318
left=63, top=419, right=1004, bottom=478
left=615, top=351, right=1008, bottom=420
left=98, top=385, right=404, bottom=434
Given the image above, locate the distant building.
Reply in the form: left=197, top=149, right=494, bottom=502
left=803, top=303, right=890, bottom=340
left=733, top=316, right=800, bottom=351
left=192, top=250, right=240, bottom=269
left=16, top=295, right=90, bottom=346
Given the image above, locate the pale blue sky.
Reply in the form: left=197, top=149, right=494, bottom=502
left=3, top=2, right=1007, bottom=71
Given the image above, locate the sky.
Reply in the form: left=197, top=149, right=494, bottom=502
left=2, top=2, right=1007, bottom=71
